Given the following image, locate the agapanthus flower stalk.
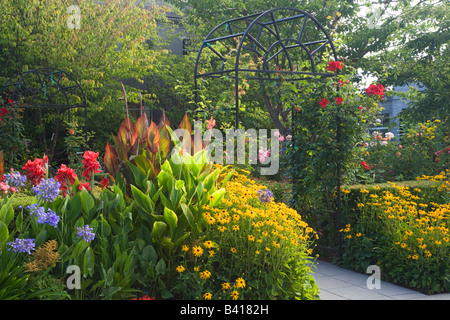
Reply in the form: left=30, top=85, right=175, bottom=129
left=76, top=224, right=95, bottom=243
left=7, top=238, right=36, bottom=254
left=32, top=178, right=61, bottom=202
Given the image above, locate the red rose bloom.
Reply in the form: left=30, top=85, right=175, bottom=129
left=365, top=83, right=385, bottom=100
left=0, top=108, right=9, bottom=117
left=361, top=161, right=370, bottom=170
left=82, top=151, right=101, bottom=180
left=55, top=164, right=78, bottom=196
left=327, top=61, right=343, bottom=72
left=335, top=97, right=343, bottom=105
left=319, top=98, right=329, bottom=108
left=22, top=158, right=46, bottom=186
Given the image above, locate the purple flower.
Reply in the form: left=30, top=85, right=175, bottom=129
left=33, top=178, right=61, bottom=202
left=257, top=189, right=274, bottom=203
left=76, top=225, right=95, bottom=243
left=36, top=209, right=59, bottom=227
left=26, top=203, right=60, bottom=228
left=7, top=238, right=36, bottom=254
left=3, top=170, right=27, bottom=189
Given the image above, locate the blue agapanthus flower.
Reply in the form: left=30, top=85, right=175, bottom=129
left=3, top=171, right=27, bottom=189
left=26, top=203, right=60, bottom=228
left=76, top=225, right=95, bottom=243
left=7, top=238, right=36, bottom=254
left=33, top=178, right=61, bottom=202
left=257, top=189, right=274, bottom=203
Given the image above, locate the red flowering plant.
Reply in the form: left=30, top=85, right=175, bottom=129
left=81, top=151, right=102, bottom=191
left=365, top=83, right=385, bottom=100
left=327, top=61, right=343, bottom=72
left=22, top=156, right=47, bottom=186
left=55, top=164, right=78, bottom=197
left=285, top=62, right=384, bottom=248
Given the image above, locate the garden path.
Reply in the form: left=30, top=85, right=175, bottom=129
left=312, top=260, right=450, bottom=300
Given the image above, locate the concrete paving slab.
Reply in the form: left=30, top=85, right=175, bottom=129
left=312, top=260, right=450, bottom=300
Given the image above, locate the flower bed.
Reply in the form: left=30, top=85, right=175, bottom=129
left=174, top=167, right=319, bottom=300
left=339, top=171, right=450, bottom=294
left=0, top=147, right=318, bottom=299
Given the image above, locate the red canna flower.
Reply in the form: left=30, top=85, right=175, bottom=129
left=22, top=158, right=46, bottom=186
left=319, top=98, right=329, bottom=108
left=78, top=182, right=91, bottom=191
left=100, top=177, right=109, bottom=190
left=327, top=61, right=343, bottom=72
left=132, top=295, right=155, bottom=300
left=335, top=97, right=343, bottom=105
left=82, top=151, right=101, bottom=180
left=55, top=164, right=78, bottom=197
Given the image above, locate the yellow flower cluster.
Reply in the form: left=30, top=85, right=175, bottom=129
left=407, top=119, right=441, bottom=140
left=344, top=172, right=449, bottom=263
left=204, top=166, right=318, bottom=251
left=176, top=165, right=318, bottom=300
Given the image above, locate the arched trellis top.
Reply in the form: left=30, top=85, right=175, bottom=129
left=194, top=7, right=339, bottom=127
left=0, top=67, right=88, bottom=141
left=1, top=67, right=87, bottom=109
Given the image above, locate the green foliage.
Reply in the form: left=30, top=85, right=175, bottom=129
left=0, top=245, right=65, bottom=300
left=0, top=100, right=30, bottom=168
left=0, top=0, right=174, bottom=158
left=285, top=67, right=382, bottom=249
left=355, top=119, right=449, bottom=183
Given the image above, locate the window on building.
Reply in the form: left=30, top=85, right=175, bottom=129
left=182, top=38, right=191, bottom=55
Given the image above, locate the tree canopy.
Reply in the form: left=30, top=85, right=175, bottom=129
left=167, top=0, right=449, bottom=128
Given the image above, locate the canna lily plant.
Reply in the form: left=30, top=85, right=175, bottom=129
left=104, top=83, right=200, bottom=195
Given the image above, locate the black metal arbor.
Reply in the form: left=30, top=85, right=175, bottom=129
left=0, top=67, right=88, bottom=147
left=194, top=7, right=338, bottom=128
left=194, top=8, right=345, bottom=255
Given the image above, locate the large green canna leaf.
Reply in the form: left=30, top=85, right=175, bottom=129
left=0, top=195, right=14, bottom=226
left=133, top=155, right=156, bottom=181
left=152, top=221, right=167, bottom=239
left=131, top=185, right=154, bottom=214
left=0, top=221, right=9, bottom=246
left=163, top=207, right=178, bottom=237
